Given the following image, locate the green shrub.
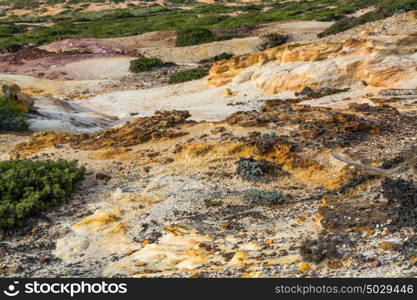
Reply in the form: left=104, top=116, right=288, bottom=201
left=169, top=68, right=208, bottom=84
left=296, top=87, right=351, bottom=99
left=5, top=1, right=417, bottom=48
left=318, top=17, right=359, bottom=37
left=0, top=160, right=85, bottom=229
left=199, top=52, right=233, bottom=64
left=245, top=188, right=285, bottom=205
left=12, top=0, right=40, bottom=9
left=318, top=7, right=394, bottom=37
left=204, top=199, right=223, bottom=208
left=0, top=25, right=25, bottom=38
left=129, top=57, right=174, bottom=73
left=0, top=96, right=28, bottom=132
left=236, top=157, right=271, bottom=182
left=176, top=28, right=216, bottom=47
left=213, top=52, right=233, bottom=62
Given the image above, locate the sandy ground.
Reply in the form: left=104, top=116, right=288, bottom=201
left=0, top=71, right=269, bottom=133
left=76, top=79, right=268, bottom=121
left=54, top=57, right=135, bottom=80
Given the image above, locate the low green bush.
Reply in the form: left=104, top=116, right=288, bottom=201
left=175, top=28, right=238, bottom=47
left=169, top=68, right=209, bottom=84
left=258, top=33, right=288, bottom=50
left=0, top=96, right=28, bottom=132
left=0, top=160, right=85, bottom=229
left=0, top=24, right=25, bottom=38
left=129, top=57, right=174, bottom=73
left=245, top=188, right=285, bottom=205
left=3, top=1, right=417, bottom=48
left=199, top=52, right=233, bottom=64
left=175, top=28, right=216, bottom=47
left=318, top=7, right=394, bottom=37
left=236, top=157, right=271, bottom=182
left=204, top=199, right=223, bottom=208
left=212, top=52, right=233, bottom=62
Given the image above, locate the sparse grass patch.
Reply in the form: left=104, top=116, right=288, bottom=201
left=212, top=52, right=233, bottom=62
left=236, top=157, right=271, bottom=182
left=245, top=188, right=285, bottom=205
left=199, top=52, right=233, bottom=64
left=296, top=87, right=351, bottom=99
left=318, top=2, right=417, bottom=37
left=168, top=68, right=208, bottom=84
left=129, top=57, right=175, bottom=73
left=204, top=199, right=224, bottom=208
left=175, top=28, right=216, bottom=47
left=175, top=27, right=237, bottom=47
left=0, top=96, right=28, bottom=132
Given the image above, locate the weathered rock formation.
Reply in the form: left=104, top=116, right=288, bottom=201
left=207, top=23, right=417, bottom=94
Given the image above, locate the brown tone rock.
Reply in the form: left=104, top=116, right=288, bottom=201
left=207, top=35, right=417, bottom=94
left=1, top=83, right=34, bottom=111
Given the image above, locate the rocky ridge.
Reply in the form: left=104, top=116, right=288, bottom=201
left=208, top=12, right=417, bottom=94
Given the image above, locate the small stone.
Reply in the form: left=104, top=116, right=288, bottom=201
left=380, top=228, right=389, bottom=237
left=298, top=262, right=310, bottom=271
left=96, top=173, right=112, bottom=182
left=211, top=127, right=226, bottom=135
left=39, top=257, right=50, bottom=264
left=408, top=257, right=417, bottom=263
left=8, top=264, right=22, bottom=274
left=220, top=222, right=231, bottom=229
left=295, top=86, right=314, bottom=97
left=369, top=260, right=381, bottom=268
left=379, top=241, right=394, bottom=251
left=141, top=240, right=150, bottom=247
left=278, top=249, right=288, bottom=256
left=326, top=260, right=343, bottom=269
left=221, top=88, right=236, bottom=97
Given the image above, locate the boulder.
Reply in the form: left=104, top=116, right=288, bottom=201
left=1, top=84, right=35, bottom=111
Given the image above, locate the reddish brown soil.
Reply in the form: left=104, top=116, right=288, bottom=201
left=0, top=47, right=130, bottom=80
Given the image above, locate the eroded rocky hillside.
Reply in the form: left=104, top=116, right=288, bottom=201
left=0, top=7, right=417, bottom=278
